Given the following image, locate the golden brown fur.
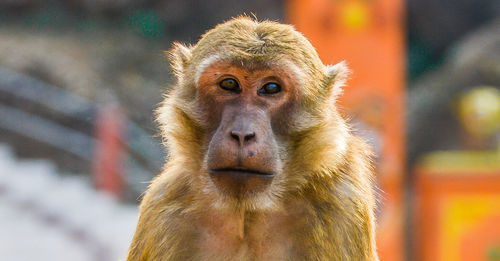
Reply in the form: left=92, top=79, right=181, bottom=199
left=127, top=17, right=378, bottom=261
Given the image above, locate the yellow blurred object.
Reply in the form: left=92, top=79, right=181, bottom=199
left=341, top=1, right=370, bottom=30
left=419, top=150, right=500, bottom=173
left=456, top=87, right=500, bottom=138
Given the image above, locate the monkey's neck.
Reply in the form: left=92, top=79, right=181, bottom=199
left=200, top=206, right=248, bottom=241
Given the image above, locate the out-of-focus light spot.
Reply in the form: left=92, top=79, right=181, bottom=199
left=456, top=87, right=500, bottom=138
left=341, top=1, right=370, bottom=30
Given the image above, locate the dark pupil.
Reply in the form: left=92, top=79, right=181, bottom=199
left=262, top=83, right=280, bottom=94
left=220, top=78, right=238, bottom=91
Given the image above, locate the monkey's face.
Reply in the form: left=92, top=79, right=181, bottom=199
left=196, top=60, right=301, bottom=200
left=160, top=18, right=350, bottom=209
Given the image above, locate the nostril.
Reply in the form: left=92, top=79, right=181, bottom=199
left=230, top=130, right=256, bottom=146
left=230, top=131, right=240, bottom=141
left=244, top=132, right=255, bottom=142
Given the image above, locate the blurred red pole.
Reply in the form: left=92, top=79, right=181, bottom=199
left=92, top=104, right=126, bottom=200
left=287, top=0, right=406, bottom=260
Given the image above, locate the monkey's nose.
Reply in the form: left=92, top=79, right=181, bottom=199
left=230, top=130, right=256, bottom=147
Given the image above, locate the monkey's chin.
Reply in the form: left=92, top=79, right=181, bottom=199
left=208, top=168, right=274, bottom=199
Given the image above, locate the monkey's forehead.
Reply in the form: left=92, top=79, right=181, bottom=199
left=191, top=41, right=314, bottom=67
left=194, top=55, right=307, bottom=87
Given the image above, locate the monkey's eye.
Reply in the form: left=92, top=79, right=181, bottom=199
left=258, top=82, right=281, bottom=95
left=219, top=78, right=240, bottom=93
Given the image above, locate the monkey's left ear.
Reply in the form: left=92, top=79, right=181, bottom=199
left=325, top=61, right=350, bottom=99
left=165, top=42, right=192, bottom=80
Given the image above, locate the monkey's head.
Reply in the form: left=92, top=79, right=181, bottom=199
left=158, top=17, right=349, bottom=210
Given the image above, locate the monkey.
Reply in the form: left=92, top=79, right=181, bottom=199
left=127, top=16, right=378, bottom=261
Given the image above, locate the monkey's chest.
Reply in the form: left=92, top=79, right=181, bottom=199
left=196, top=219, right=294, bottom=260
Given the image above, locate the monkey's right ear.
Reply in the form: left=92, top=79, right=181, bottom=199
left=165, top=42, right=192, bottom=79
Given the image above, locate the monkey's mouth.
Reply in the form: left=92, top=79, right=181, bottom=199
left=210, top=168, right=274, bottom=177
left=208, top=167, right=274, bottom=195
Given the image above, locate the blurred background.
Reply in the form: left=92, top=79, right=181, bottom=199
left=0, top=0, right=498, bottom=260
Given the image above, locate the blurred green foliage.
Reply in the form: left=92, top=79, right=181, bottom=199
left=127, top=10, right=166, bottom=39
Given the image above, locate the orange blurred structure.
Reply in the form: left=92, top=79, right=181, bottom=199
left=92, top=105, right=126, bottom=200
left=287, top=0, right=406, bottom=260
left=415, top=151, right=500, bottom=261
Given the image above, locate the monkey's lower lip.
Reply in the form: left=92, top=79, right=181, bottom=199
left=209, top=167, right=274, bottom=196
left=209, top=168, right=274, bottom=177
